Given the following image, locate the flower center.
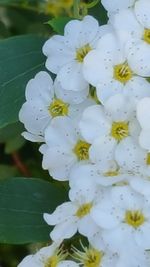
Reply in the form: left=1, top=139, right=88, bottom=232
left=73, top=140, right=91, bottom=160
left=76, top=44, right=92, bottom=63
left=125, top=210, right=145, bottom=228
left=45, top=255, right=58, bottom=267
left=146, top=153, right=150, bottom=165
left=114, top=63, right=132, bottom=83
left=143, top=29, right=150, bottom=44
left=73, top=246, right=103, bottom=267
left=48, top=99, right=69, bottom=118
left=76, top=203, right=93, bottom=218
left=111, top=122, right=129, bottom=141
left=44, top=248, right=68, bottom=267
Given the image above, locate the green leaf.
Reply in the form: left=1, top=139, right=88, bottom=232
left=47, top=17, right=72, bottom=35
left=0, top=122, right=24, bottom=143
left=0, top=177, right=68, bottom=244
left=0, top=165, right=18, bottom=180
left=5, top=135, right=25, bottom=154
left=0, top=35, right=46, bottom=129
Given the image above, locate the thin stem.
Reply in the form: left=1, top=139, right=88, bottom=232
left=73, top=0, right=80, bottom=19
left=12, top=152, right=31, bottom=177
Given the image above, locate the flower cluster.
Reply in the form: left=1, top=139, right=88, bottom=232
left=19, top=1, right=150, bottom=266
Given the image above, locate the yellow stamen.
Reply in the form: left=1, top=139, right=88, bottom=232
left=76, top=203, right=93, bottom=218
left=45, top=247, right=68, bottom=267
left=48, top=99, right=69, bottom=118
left=72, top=245, right=103, bottom=267
left=114, top=63, right=132, bottom=83
left=73, top=140, right=91, bottom=160
left=76, top=44, right=92, bottom=63
left=104, top=170, right=119, bottom=177
left=143, top=29, right=150, bottom=44
left=111, top=121, right=129, bottom=141
left=125, top=210, right=145, bottom=228
left=146, top=153, right=150, bottom=165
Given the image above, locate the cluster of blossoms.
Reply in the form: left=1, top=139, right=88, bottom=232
left=18, top=0, right=150, bottom=266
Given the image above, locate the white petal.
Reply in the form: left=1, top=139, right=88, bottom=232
left=135, top=0, right=150, bottom=28
left=54, top=78, right=89, bottom=104
left=135, top=223, right=150, bottom=249
left=90, top=136, right=116, bottom=164
left=79, top=105, right=110, bottom=143
left=124, top=76, right=150, bottom=100
left=43, top=202, right=77, bottom=225
left=57, top=61, right=88, bottom=91
left=139, top=130, right=150, bottom=150
left=18, top=255, right=36, bottom=267
left=25, top=71, right=54, bottom=102
left=50, top=218, right=77, bottom=241
left=78, top=215, right=99, bottom=237
left=101, top=0, right=134, bottom=13
left=43, top=35, right=74, bottom=74
left=58, top=261, right=79, bottom=267
left=127, top=41, right=150, bottom=77
left=115, top=137, right=146, bottom=172
left=96, top=80, right=124, bottom=104
left=91, top=201, right=121, bottom=229
left=137, top=97, right=150, bottom=130
left=21, top=132, right=44, bottom=142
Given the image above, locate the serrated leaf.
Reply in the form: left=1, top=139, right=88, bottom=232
left=0, top=35, right=46, bottom=129
left=47, top=17, right=72, bottom=35
left=0, top=177, right=68, bottom=244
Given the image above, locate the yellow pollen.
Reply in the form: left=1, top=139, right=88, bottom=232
left=143, top=29, right=150, bottom=44
left=73, top=140, right=91, bottom=160
left=72, top=245, right=103, bottom=267
left=146, top=153, right=150, bottom=165
left=114, top=63, right=132, bottom=83
left=44, top=247, right=68, bottom=267
left=125, top=210, right=145, bottom=228
left=76, top=203, right=93, bottom=218
left=48, top=99, right=69, bottom=118
left=45, top=255, right=58, bottom=267
left=76, top=44, right=92, bottom=63
left=111, top=121, right=129, bottom=141
left=104, top=170, right=119, bottom=177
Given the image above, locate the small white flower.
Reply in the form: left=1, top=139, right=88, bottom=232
left=43, top=16, right=111, bottom=92
left=83, top=32, right=150, bottom=103
left=91, top=186, right=150, bottom=251
left=79, top=94, right=140, bottom=166
left=44, top=187, right=101, bottom=241
left=39, top=117, right=92, bottom=181
left=18, top=242, right=77, bottom=267
left=19, top=71, right=92, bottom=142
left=111, top=5, right=150, bottom=76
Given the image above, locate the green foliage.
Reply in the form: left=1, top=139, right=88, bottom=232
left=0, top=165, right=18, bottom=180
left=47, top=17, right=72, bottom=35
left=0, top=35, right=46, bottom=129
left=0, top=177, right=68, bottom=244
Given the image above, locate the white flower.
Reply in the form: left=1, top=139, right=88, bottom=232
left=18, top=242, right=78, bottom=267
left=79, top=94, right=140, bottom=166
left=91, top=186, right=150, bottom=251
left=44, top=187, right=101, bottom=241
left=83, top=32, right=150, bottom=103
left=101, top=0, right=135, bottom=14
left=111, top=4, right=150, bottom=76
left=39, top=117, right=92, bottom=181
left=43, top=15, right=111, bottom=92
left=137, top=97, right=150, bottom=150
left=19, top=71, right=92, bottom=142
